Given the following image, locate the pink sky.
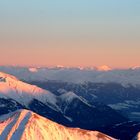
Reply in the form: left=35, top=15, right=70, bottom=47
left=0, top=39, right=139, bottom=68
left=0, top=1, right=140, bottom=68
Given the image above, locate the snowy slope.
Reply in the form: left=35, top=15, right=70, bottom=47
left=0, top=72, right=58, bottom=110
left=0, top=109, right=116, bottom=140
left=59, top=91, right=92, bottom=107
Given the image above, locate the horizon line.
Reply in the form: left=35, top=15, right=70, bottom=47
left=0, top=64, right=140, bottom=70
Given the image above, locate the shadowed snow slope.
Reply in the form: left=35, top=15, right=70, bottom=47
left=0, top=109, right=116, bottom=140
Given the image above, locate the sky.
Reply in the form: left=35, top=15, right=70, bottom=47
left=0, top=0, right=140, bottom=68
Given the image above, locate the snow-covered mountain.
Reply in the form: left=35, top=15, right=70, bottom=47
left=0, top=71, right=127, bottom=131
left=1, top=66, right=140, bottom=86
left=0, top=71, right=58, bottom=109
left=0, top=71, right=140, bottom=139
left=0, top=109, right=116, bottom=140
left=97, top=65, right=112, bottom=71
left=0, top=71, right=71, bottom=125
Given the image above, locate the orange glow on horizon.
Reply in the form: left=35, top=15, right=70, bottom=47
left=0, top=38, right=140, bottom=69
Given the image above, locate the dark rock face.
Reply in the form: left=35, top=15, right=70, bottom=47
left=0, top=98, right=25, bottom=115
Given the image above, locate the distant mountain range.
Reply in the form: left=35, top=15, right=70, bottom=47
left=0, top=66, right=140, bottom=86
left=0, top=67, right=140, bottom=139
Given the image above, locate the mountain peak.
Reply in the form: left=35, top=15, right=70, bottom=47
left=28, top=68, right=38, bottom=72
left=0, top=109, right=116, bottom=140
left=132, top=66, right=140, bottom=70
left=60, top=92, right=79, bottom=100
left=97, top=65, right=112, bottom=71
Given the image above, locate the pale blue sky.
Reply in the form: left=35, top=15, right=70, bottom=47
left=0, top=0, right=140, bottom=67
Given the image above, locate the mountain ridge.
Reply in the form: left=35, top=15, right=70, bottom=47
left=0, top=109, right=117, bottom=140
